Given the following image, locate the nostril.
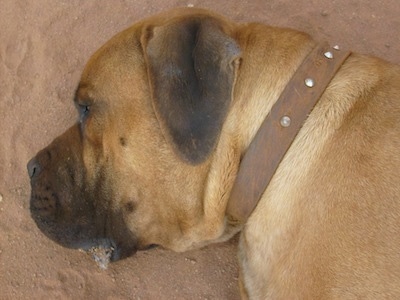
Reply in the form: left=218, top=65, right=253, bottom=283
left=27, top=158, right=41, bottom=179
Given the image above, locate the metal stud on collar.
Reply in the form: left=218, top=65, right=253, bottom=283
left=310, top=46, right=342, bottom=88
left=304, top=78, right=315, bottom=88
left=324, top=51, right=333, bottom=59
left=280, top=116, right=291, bottom=127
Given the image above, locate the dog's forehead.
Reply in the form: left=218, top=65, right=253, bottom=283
left=81, top=28, right=144, bottom=85
left=74, top=83, right=91, bottom=101
left=75, top=35, right=149, bottom=110
left=78, top=8, right=229, bottom=91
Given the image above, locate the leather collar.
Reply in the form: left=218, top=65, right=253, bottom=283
left=227, top=43, right=351, bottom=223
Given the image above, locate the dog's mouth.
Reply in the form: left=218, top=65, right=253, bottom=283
left=86, top=245, right=115, bottom=270
left=82, top=240, right=159, bottom=269
left=79, top=238, right=119, bottom=269
left=30, top=193, right=139, bottom=268
left=27, top=124, right=142, bottom=269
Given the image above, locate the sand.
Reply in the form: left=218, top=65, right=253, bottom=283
left=1, top=0, right=399, bottom=298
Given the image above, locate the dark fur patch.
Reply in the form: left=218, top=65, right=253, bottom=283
left=124, top=201, right=136, bottom=213
left=143, top=17, right=241, bottom=164
left=119, top=137, right=127, bottom=147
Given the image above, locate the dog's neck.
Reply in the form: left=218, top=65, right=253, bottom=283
left=227, top=43, right=351, bottom=223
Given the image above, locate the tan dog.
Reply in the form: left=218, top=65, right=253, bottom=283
left=28, top=8, right=400, bottom=299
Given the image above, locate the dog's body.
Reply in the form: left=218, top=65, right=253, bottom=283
left=28, top=8, right=400, bottom=299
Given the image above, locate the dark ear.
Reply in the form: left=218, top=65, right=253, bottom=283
left=142, top=17, right=241, bottom=164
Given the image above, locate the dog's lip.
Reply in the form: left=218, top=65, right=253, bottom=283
left=82, top=238, right=142, bottom=262
left=143, top=244, right=159, bottom=250
left=78, top=238, right=121, bottom=262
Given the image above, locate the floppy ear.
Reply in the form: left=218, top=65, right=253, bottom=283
left=141, top=17, right=241, bottom=164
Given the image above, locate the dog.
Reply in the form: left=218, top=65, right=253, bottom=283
left=28, top=7, right=400, bottom=299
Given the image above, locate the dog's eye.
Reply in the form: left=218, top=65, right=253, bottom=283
left=78, top=104, right=90, bottom=123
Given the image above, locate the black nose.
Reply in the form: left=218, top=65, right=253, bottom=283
left=27, top=157, right=41, bottom=179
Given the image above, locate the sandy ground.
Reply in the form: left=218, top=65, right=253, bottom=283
left=1, top=0, right=399, bottom=299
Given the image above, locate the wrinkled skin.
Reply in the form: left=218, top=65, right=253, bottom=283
left=28, top=8, right=243, bottom=262
left=28, top=125, right=138, bottom=260
left=27, top=7, right=400, bottom=299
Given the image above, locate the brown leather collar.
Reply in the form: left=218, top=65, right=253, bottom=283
left=227, top=43, right=351, bottom=223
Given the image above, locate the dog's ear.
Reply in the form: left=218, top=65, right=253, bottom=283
left=141, top=17, right=241, bottom=164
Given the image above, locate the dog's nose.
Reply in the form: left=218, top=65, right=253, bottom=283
left=27, top=157, right=41, bottom=179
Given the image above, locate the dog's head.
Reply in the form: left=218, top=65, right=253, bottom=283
left=28, top=8, right=241, bottom=262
